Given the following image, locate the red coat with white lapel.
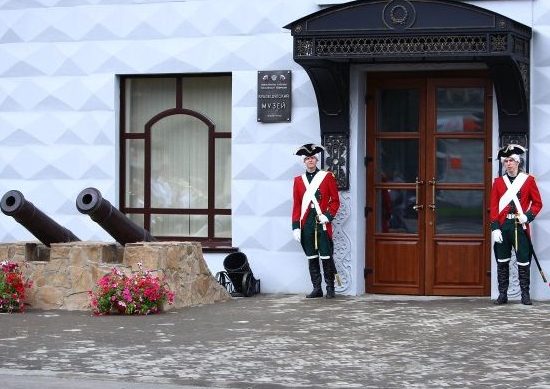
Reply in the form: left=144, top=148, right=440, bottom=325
left=490, top=173, right=543, bottom=230
left=292, top=170, right=340, bottom=239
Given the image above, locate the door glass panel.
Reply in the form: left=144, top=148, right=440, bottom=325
left=436, top=87, right=484, bottom=133
left=376, top=189, right=418, bottom=233
left=436, top=139, right=484, bottom=183
left=377, top=139, right=418, bottom=183
left=435, top=190, right=483, bottom=234
left=379, top=89, right=419, bottom=132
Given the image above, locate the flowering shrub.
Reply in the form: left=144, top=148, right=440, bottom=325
left=89, top=263, right=175, bottom=315
left=0, top=261, right=33, bottom=313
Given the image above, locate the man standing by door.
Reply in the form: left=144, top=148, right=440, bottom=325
left=490, top=144, right=543, bottom=305
left=292, top=143, right=340, bottom=299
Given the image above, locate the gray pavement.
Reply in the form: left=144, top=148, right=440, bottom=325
left=1, top=294, right=550, bottom=388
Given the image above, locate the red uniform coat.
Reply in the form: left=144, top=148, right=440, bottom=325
left=292, top=171, right=340, bottom=239
left=490, top=174, right=543, bottom=231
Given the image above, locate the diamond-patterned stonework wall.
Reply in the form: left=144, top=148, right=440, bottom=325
left=0, top=0, right=339, bottom=295
left=1, top=0, right=549, bottom=298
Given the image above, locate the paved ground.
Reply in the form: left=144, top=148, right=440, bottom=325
left=1, top=294, right=550, bottom=388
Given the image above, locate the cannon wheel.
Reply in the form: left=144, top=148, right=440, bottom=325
left=215, top=271, right=233, bottom=294
left=241, top=272, right=255, bottom=297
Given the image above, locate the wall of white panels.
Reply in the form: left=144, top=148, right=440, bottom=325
left=2, top=0, right=549, bottom=298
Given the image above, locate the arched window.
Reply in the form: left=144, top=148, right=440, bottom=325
left=120, top=75, right=231, bottom=247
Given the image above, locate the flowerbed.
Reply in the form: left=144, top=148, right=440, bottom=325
left=0, top=260, right=33, bottom=313
left=89, top=263, right=175, bottom=315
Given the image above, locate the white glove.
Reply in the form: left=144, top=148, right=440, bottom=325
left=517, top=214, right=528, bottom=224
left=492, top=229, right=503, bottom=244
left=293, top=229, right=301, bottom=242
left=317, top=214, right=329, bottom=224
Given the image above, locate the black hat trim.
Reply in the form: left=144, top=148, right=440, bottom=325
left=295, top=143, right=325, bottom=157
left=497, top=144, right=526, bottom=159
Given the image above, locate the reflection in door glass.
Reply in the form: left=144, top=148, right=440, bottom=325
left=377, top=139, right=418, bottom=183
left=436, top=87, right=484, bottom=133
left=379, top=89, right=419, bottom=132
left=376, top=189, right=418, bottom=233
left=436, top=139, right=484, bottom=183
left=435, top=190, right=483, bottom=234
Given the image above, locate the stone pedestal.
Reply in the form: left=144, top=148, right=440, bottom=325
left=1, top=241, right=121, bottom=310
left=0, top=241, right=230, bottom=311
left=124, top=242, right=231, bottom=309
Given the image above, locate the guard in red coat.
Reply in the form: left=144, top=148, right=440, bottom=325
left=490, top=144, right=543, bottom=305
left=292, top=143, right=340, bottom=299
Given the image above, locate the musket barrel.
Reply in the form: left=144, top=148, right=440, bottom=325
left=76, top=187, right=155, bottom=245
left=1, top=190, right=81, bottom=247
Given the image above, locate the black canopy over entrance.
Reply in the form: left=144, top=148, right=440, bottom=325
left=285, top=0, right=531, bottom=189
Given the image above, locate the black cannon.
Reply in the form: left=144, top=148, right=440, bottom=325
left=216, top=252, right=260, bottom=297
left=76, top=187, right=155, bottom=245
left=1, top=190, right=81, bottom=247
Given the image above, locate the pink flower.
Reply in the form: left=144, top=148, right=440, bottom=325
left=0, top=260, right=32, bottom=313
left=89, top=264, right=174, bottom=315
left=122, top=288, right=133, bottom=302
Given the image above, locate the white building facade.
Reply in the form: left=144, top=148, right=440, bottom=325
left=1, top=0, right=549, bottom=300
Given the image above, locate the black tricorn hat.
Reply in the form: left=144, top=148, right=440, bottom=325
left=497, top=144, right=527, bottom=159
left=295, top=143, right=325, bottom=157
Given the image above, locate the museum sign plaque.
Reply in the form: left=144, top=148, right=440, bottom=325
left=257, top=70, right=291, bottom=123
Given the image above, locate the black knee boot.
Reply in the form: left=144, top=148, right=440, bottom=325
left=306, top=258, right=323, bottom=298
left=518, top=265, right=532, bottom=305
left=494, top=261, right=509, bottom=305
left=322, top=258, right=336, bottom=299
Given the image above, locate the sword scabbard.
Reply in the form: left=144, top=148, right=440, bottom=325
left=314, top=222, right=318, bottom=250
left=515, top=221, right=518, bottom=251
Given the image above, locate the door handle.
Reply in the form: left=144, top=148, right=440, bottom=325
left=428, top=177, right=436, bottom=211
left=413, top=177, right=424, bottom=211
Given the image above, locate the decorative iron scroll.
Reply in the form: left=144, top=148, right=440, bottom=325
left=500, top=133, right=527, bottom=149
left=323, top=133, right=349, bottom=190
left=517, top=61, right=530, bottom=98
left=295, top=34, right=525, bottom=58
left=296, top=39, right=314, bottom=57
left=332, top=191, right=352, bottom=293
left=490, top=34, right=508, bottom=52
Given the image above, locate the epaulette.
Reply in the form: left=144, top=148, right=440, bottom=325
left=322, top=169, right=336, bottom=177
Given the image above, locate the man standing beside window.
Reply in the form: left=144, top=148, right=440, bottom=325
left=292, top=143, right=340, bottom=299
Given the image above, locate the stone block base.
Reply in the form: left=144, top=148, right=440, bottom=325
left=0, top=241, right=230, bottom=311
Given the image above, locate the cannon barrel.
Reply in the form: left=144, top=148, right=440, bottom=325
left=76, top=187, right=155, bottom=245
left=1, top=190, right=81, bottom=247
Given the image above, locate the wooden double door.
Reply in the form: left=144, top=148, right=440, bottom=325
left=366, top=72, right=492, bottom=296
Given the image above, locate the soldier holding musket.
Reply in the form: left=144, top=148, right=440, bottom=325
left=490, top=144, right=543, bottom=305
left=292, top=143, right=340, bottom=299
